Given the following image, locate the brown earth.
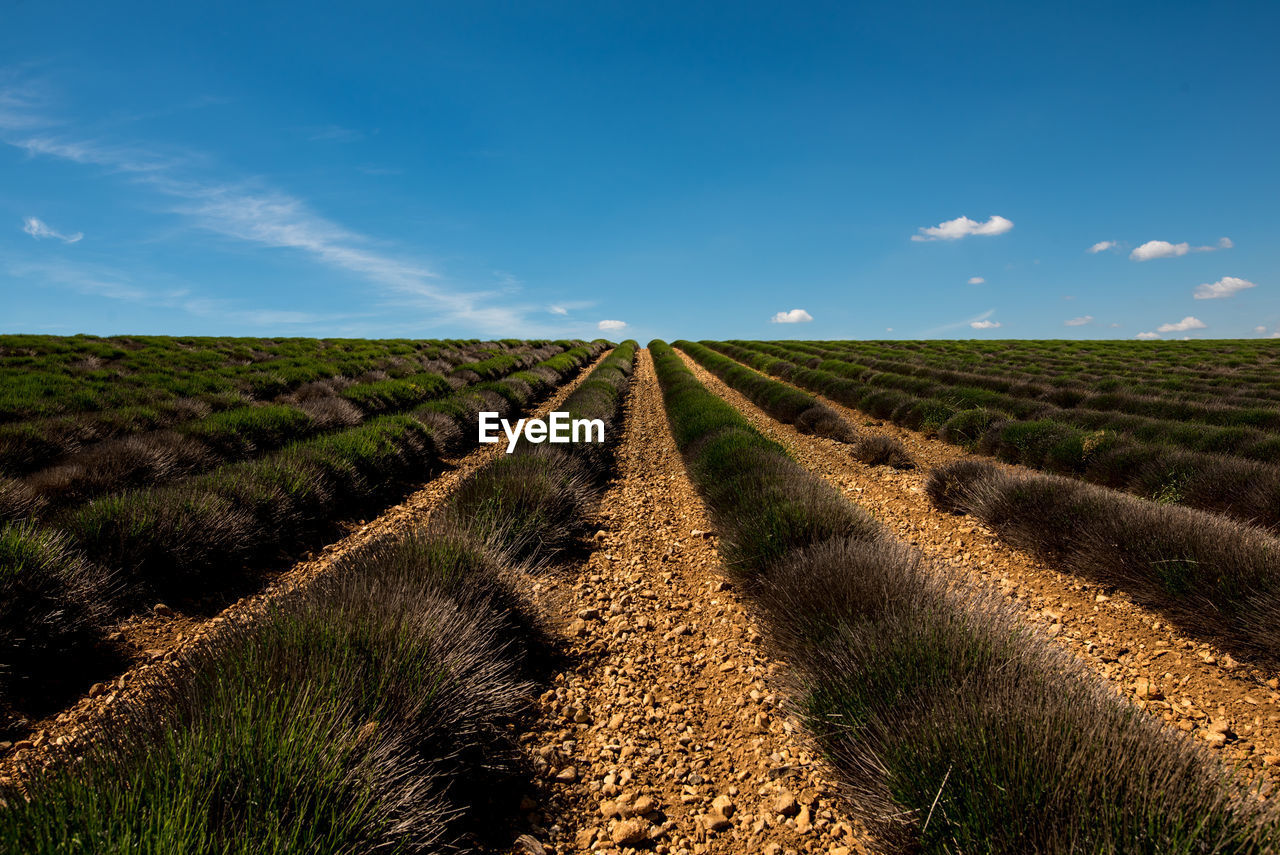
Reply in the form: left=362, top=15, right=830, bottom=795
left=506, top=349, right=869, bottom=855
left=0, top=350, right=614, bottom=784
left=677, top=349, right=1280, bottom=784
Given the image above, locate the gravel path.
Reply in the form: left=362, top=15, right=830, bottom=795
left=0, top=351, right=614, bottom=784
left=677, top=349, right=1280, bottom=786
left=508, top=349, right=868, bottom=855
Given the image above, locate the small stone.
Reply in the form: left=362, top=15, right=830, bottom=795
left=1207, top=719, right=1233, bottom=736
left=554, top=766, right=578, bottom=782
left=13, top=741, right=32, bottom=752
left=594, top=530, right=608, bottom=541
left=795, top=804, right=812, bottom=832
left=153, top=603, right=174, bottom=617
left=1203, top=730, right=1228, bottom=748
left=612, top=818, right=650, bottom=846
left=515, top=834, right=546, bottom=855
left=774, top=792, right=799, bottom=817
left=711, top=794, right=735, bottom=818
left=568, top=619, right=587, bottom=637
left=600, top=799, right=620, bottom=818
left=1134, top=678, right=1163, bottom=700
left=519, top=795, right=538, bottom=811
left=631, top=794, right=656, bottom=816
left=575, top=827, right=599, bottom=849
left=608, top=712, right=626, bottom=729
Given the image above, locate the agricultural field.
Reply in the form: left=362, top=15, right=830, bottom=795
left=3, top=336, right=1280, bottom=854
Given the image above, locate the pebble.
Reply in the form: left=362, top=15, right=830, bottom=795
left=612, top=818, right=650, bottom=846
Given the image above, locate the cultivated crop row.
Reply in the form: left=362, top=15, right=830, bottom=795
left=813, top=338, right=1280, bottom=408
left=0, top=336, right=581, bottom=477
left=928, top=459, right=1280, bottom=662
left=1, top=342, right=577, bottom=516
left=0, top=341, right=607, bottom=740
left=0, top=341, right=638, bottom=852
left=650, top=339, right=1279, bottom=852
left=673, top=340, right=913, bottom=468
left=787, top=338, right=1280, bottom=441
left=708, top=340, right=1280, bottom=529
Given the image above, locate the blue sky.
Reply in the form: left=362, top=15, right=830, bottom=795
left=2, top=1, right=1277, bottom=342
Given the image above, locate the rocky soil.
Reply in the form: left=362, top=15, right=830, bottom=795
left=0, top=351, right=614, bottom=786
left=506, top=349, right=868, bottom=854
left=678, top=350, right=1280, bottom=786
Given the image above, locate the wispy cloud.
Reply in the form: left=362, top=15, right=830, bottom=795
left=7, top=259, right=150, bottom=302
left=912, top=215, right=1013, bottom=242
left=2, top=78, right=543, bottom=335
left=970, top=319, right=1002, bottom=329
left=1087, top=240, right=1117, bottom=253
left=22, top=216, right=82, bottom=243
left=1156, top=316, right=1206, bottom=333
left=1193, top=276, right=1256, bottom=300
left=597, top=319, right=627, bottom=331
left=967, top=276, right=985, bottom=284
left=1130, top=237, right=1232, bottom=261
left=770, top=308, right=813, bottom=323
left=1064, top=315, right=1094, bottom=326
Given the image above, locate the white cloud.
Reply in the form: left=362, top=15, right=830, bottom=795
left=886, top=327, right=894, bottom=332
left=1136, top=331, right=1160, bottom=340
left=1255, top=326, right=1268, bottom=334
left=911, top=215, right=1013, bottom=242
left=1156, top=316, right=1206, bottom=333
left=1087, top=240, right=1117, bottom=253
left=970, top=320, right=1002, bottom=329
left=1064, top=315, right=1094, bottom=326
left=22, top=216, right=82, bottom=243
left=1131, top=240, right=1190, bottom=261
left=770, top=308, right=813, bottom=324
left=597, top=319, right=627, bottom=331
left=1193, top=276, right=1256, bottom=300
left=967, top=276, right=985, bottom=284
left=548, top=305, right=568, bottom=315
left=1131, top=237, right=1234, bottom=261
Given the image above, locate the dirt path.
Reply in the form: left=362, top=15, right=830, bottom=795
left=0, top=351, right=614, bottom=783
left=676, top=349, right=1280, bottom=784
left=508, top=350, right=868, bottom=855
